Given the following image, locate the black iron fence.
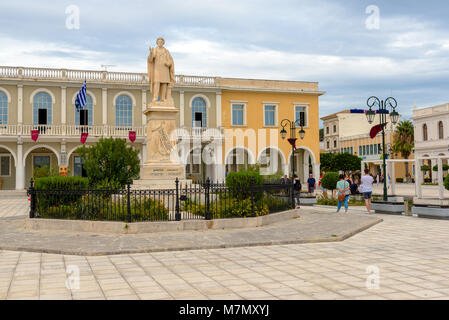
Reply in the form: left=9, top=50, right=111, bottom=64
left=28, top=178, right=295, bottom=222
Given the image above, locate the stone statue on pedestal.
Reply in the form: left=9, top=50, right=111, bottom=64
left=147, top=37, right=175, bottom=106
left=135, top=37, right=185, bottom=188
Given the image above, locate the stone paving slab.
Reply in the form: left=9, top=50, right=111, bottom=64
left=0, top=208, right=382, bottom=256
left=0, top=197, right=28, bottom=218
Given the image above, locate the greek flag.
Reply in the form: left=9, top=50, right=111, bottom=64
left=75, top=81, right=87, bottom=112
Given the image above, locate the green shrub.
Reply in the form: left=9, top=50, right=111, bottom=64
left=226, top=171, right=263, bottom=200
left=421, top=165, right=431, bottom=172
left=317, top=194, right=338, bottom=206
left=34, top=176, right=89, bottom=190
left=263, top=195, right=291, bottom=213
left=33, top=166, right=59, bottom=178
left=433, top=164, right=449, bottom=171
left=39, top=195, right=169, bottom=221
left=396, top=178, right=404, bottom=183
left=321, top=172, right=339, bottom=194
left=34, top=176, right=89, bottom=212
left=76, top=137, right=140, bottom=188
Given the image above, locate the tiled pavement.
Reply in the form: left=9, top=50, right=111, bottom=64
left=1, top=212, right=449, bottom=300
left=0, top=197, right=28, bottom=218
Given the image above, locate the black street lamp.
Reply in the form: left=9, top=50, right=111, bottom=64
left=365, top=96, right=400, bottom=201
left=280, top=119, right=306, bottom=179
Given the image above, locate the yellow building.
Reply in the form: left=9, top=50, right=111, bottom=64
left=219, top=78, right=324, bottom=182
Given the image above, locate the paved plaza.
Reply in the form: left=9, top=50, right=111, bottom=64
left=0, top=196, right=449, bottom=300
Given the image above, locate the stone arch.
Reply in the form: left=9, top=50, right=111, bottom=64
left=112, top=91, right=137, bottom=107
left=0, top=144, right=17, bottom=166
left=29, top=88, right=56, bottom=105
left=0, top=87, right=12, bottom=103
left=23, top=144, right=60, bottom=166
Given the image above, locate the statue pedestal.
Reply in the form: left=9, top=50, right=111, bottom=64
left=135, top=101, right=186, bottom=189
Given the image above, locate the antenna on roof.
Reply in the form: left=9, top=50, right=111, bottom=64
left=101, top=65, right=116, bottom=71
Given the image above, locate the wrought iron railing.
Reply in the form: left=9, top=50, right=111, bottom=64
left=27, top=178, right=295, bottom=222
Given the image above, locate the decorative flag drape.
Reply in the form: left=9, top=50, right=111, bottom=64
left=369, top=123, right=387, bottom=139
left=75, top=81, right=87, bottom=112
left=287, top=138, right=297, bottom=150
left=129, top=131, right=136, bottom=143
left=81, top=132, right=88, bottom=144
left=31, top=130, right=39, bottom=142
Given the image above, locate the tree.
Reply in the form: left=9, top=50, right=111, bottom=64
left=320, top=152, right=361, bottom=172
left=320, top=153, right=335, bottom=172
left=76, top=138, right=140, bottom=188
left=333, top=153, right=362, bottom=172
left=391, top=120, right=414, bottom=180
left=321, top=172, right=339, bottom=197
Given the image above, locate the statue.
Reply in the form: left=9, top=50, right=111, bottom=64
left=147, top=37, right=175, bottom=104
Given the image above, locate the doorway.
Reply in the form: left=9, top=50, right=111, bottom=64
left=38, top=109, right=47, bottom=133
left=79, top=109, right=89, bottom=133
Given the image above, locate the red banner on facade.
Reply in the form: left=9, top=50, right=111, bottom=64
left=81, top=132, right=88, bottom=144
left=129, top=131, right=136, bottom=143
left=31, top=130, right=39, bottom=142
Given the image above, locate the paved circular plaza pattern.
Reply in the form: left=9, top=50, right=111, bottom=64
left=0, top=197, right=449, bottom=300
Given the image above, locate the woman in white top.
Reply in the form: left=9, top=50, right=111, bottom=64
left=360, top=168, right=374, bottom=214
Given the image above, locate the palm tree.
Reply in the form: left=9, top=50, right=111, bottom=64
left=391, top=120, right=414, bottom=181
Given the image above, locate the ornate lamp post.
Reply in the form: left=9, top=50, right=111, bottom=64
left=365, top=96, right=400, bottom=201
left=280, top=119, right=306, bottom=179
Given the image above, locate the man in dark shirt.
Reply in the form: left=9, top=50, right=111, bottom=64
left=307, top=173, right=316, bottom=196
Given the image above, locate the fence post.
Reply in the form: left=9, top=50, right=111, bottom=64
left=205, top=177, right=212, bottom=220
left=175, top=177, right=181, bottom=221
left=126, top=181, right=131, bottom=223
left=28, top=178, right=35, bottom=218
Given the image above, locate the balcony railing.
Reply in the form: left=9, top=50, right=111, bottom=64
left=175, top=127, right=224, bottom=140
left=0, top=66, right=217, bottom=87
left=0, top=124, right=146, bottom=138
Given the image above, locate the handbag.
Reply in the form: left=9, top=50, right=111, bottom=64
left=338, top=193, right=346, bottom=201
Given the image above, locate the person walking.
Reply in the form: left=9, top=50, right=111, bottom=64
left=307, top=173, right=316, bottom=196
left=336, top=174, right=350, bottom=213
left=293, top=174, right=301, bottom=209
left=361, top=168, right=374, bottom=214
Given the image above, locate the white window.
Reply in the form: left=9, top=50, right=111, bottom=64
left=0, top=155, right=10, bottom=176
left=263, top=104, right=277, bottom=126
left=294, top=105, right=308, bottom=127
left=231, top=103, right=245, bottom=126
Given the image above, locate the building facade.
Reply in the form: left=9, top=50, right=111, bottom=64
left=0, top=66, right=323, bottom=190
left=321, top=109, right=413, bottom=179
left=413, top=103, right=449, bottom=182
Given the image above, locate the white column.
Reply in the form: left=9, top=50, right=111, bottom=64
left=17, top=85, right=23, bottom=124
left=303, top=150, right=309, bottom=182
left=214, top=143, right=225, bottom=182
left=179, top=91, right=184, bottom=127
left=61, top=86, right=66, bottom=124
left=16, top=139, right=25, bottom=190
left=391, top=161, right=396, bottom=196
left=415, top=159, right=422, bottom=199
left=313, top=164, right=320, bottom=181
left=141, top=90, right=147, bottom=126
left=438, top=158, right=444, bottom=200
left=102, top=88, right=107, bottom=125
left=216, top=91, right=222, bottom=127
left=431, top=159, right=437, bottom=183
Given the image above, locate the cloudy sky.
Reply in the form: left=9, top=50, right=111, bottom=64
left=1, top=0, right=448, bottom=123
